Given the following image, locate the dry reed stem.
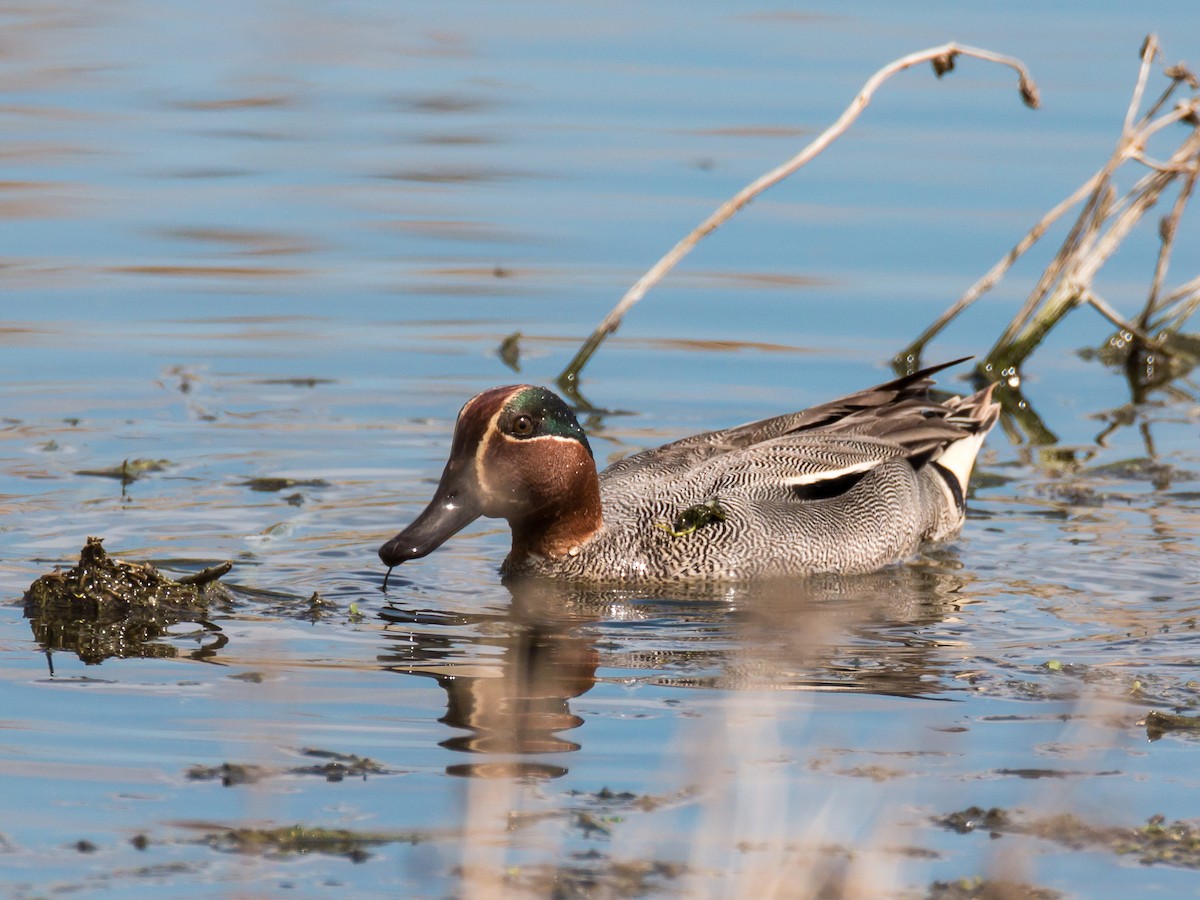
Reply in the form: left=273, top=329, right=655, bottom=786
left=986, top=182, right=1114, bottom=355
left=1078, top=158, right=1187, bottom=284
left=901, top=171, right=1103, bottom=360
left=982, top=90, right=1191, bottom=352
left=557, top=42, right=1040, bottom=391
left=907, top=34, right=1200, bottom=373
left=1140, top=151, right=1200, bottom=328
left=1160, top=273, right=1200, bottom=307
left=1083, top=288, right=1158, bottom=344
left=986, top=177, right=1118, bottom=359
left=1155, top=274, right=1200, bottom=330
left=984, top=126, right=1200, bottom=370
left=1124, top=36, right=1160, bottom=131
left=983, top=106, right=1200, bottom=367
left=1129, top=150, right=1200, bottom=173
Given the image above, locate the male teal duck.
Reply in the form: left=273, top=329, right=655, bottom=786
left=379, top=360, right=999, bottom=583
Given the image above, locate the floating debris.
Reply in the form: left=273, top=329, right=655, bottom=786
left=928, top=876, right=1062, bottom=899
left=937, top=806, right=1009, bottom=836
left=938, top=807, right=1200, bottom=869
left=253, top=377, right=335, bottom=387
left=1142, top=710, right=1200, bottom=741
left=187, top=749, right=393, bottom=786
left=23, top=537, right=233, bottom=665
left=199, top=824, right=423, bottom=862
left=228, top=671, right=266, bottom=683
left=293, top=748, right=391, bottom=782
left=304, top=591, right=337, bottom=622
left=239, top=477, right=329, bottom=492
left=75, top=458, right=170, bottom=484
left=24, top=537, right=232, bottom=618
left=503, top=858, right=685, bottom=898
left=187, top=763, right=268, bottom=787
left=498, top=330, right=522, bottom=371
left=177, top=561, right=234, bottom=586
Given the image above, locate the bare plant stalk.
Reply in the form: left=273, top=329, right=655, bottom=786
left=977, top=40, right=1200, bottom=372
left=556, top=42, right=1040, bottom=390
left=987, top=181, right=1115, bottom=357
left=1139, top=151, right=1200, bottom=329
left=985, top=125, right=1200, bottom=372
left=899, top=172, right=1103, bottom=360
left=907, top=34, right=1200, bottom=376
left=1155, top=276, right=1200, bottom=331
left=1083, top=288, right=1158, bottom=343
left=906, top=37, right=1166, bottom=362
left=1124, top=35, right=1160, bottom=131
left=985, top=104, right=1195, bottom=352
left=1158, top=273, right=1200, bottom=307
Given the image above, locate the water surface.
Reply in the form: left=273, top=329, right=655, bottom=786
left=3, top=1, right=1200, bottom=896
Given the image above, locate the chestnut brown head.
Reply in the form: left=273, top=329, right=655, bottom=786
left=378, top=385, right=596, bottom=572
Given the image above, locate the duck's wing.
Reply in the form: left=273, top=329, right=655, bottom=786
left=600, top=358, right=986, bottom=489
left=689, top=432, right=916, bottom=500
left=707, top=357, right=974, bottom=447
left=703, top=379, right=1000, bottom=504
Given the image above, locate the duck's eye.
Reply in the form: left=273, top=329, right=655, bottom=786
left=511, top=414, right=534, bottom=436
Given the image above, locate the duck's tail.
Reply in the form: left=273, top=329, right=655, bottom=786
left=933, top=383, right=1001, bottom=498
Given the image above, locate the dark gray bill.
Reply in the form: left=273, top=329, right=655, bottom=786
left=378, top=465, right=481, bottom=568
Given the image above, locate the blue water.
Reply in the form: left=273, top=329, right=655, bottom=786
left=2, top=1, right=1200, bottom=896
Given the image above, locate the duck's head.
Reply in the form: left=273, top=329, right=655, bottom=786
left=379, top=384, right=601, bottom=571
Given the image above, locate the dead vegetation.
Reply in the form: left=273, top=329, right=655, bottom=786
left=555, top=41, right=1041, bottom=396
left=554, top=36, right=1199, bottom=422
left=904, top=34, right=1200, bottom=381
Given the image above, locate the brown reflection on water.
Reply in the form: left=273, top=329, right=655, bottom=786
left=171, top=95, right=293, bottom=111
left=160, top=227, right=321, bottom=257
left=394, top=93, right=496, bottom=115
left=375, top=166, right=527, bottom=184
left=378, top=592, right=598, bottom=765
left=107, top=264, right=305, bottom=278
left=0, top=179, right=80, bottom=220
left=687, top=125, right=809, bottom=138
left=691, top=270, right=828, bottom=289
left=434, top=632, right=593, bottom=755
left=383, top=218, right=530, bottom=244
left=378, top=565, right=973, bottom=775
left=414, top=133, right=494, bottom=146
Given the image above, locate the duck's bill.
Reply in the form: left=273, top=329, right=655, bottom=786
left=378, top=476, right=481, bottom=567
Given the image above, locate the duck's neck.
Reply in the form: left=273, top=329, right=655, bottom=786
left=509, top=476, right=603, bottom=562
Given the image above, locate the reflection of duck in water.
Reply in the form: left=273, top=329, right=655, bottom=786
left=379, top=360, right=998, bottom=582
left=379, top=589, right=598, bottom=776
left=437, top=623, right=594, bottom=757
left=379, top=565, right=977, bottom=779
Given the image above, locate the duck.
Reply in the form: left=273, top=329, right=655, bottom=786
left=378, top=359, right=1000, bottom=583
